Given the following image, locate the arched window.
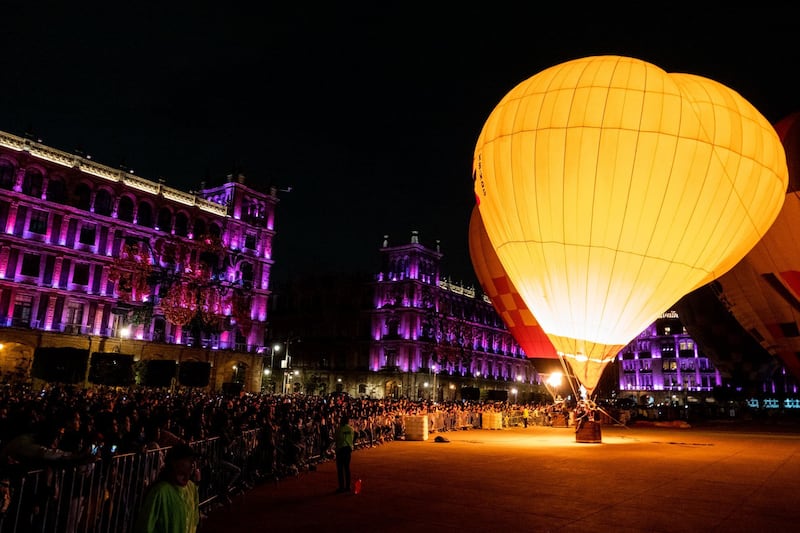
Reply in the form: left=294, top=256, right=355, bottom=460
left=0, top=160, right=14, bottom=190
left=94, top=189, right=113, bottom=216
left=22, top=168, right=43, bottom=197
left=46, top=178, right=67, bottom=204
left=208, top=223, right=221, bottom=237
left=156, top=207, right=172, bottom=232
left=117, top=196, right=135, bottom=222
left=174, top=212, right=188, bottom=236
left=192, top=218, right=206, bottom=239
left=137, top=202, right=153, bottom=227
left=73, top=183, right=92, bottom=211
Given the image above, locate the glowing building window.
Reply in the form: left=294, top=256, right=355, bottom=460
left=65, top=303, right=84, bottom=333
left=12, top=295, right=32, bottom=326
left=384, top=349, right=398, bottom=368
left=29, top=209, right=48, bottom=234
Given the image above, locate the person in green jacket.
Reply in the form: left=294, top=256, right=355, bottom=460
left=334, top=415, right=355, bottom=493
left=135, top=443, right=200, bottom=533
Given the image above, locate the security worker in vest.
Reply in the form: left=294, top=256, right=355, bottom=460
left=334, top=415, right=355, bottom=493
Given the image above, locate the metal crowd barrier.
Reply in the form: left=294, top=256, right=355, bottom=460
left=0, top=407, right=526, bottom=532
left=0, top=429, right=267, bottom=533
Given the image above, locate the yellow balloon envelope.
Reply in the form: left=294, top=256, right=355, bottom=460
left=706, top=112, right=800, bottom=382
left=474, top=55, right=788, bottom=395
left=468, top=205, right=559, bottom=362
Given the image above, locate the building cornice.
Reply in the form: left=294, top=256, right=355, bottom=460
left=0, top=130, right=228, bottom=217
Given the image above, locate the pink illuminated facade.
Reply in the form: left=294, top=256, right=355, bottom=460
left=368, top=232, right=542, bottom=400
left=616, top=311, right=722, bottom=404
left=0, top=130, right=276, bottom=391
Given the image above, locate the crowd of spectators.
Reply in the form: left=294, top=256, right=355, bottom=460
left=0, top=383, right=569, bottom=531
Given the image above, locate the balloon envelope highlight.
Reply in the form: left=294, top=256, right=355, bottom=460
left=474, top=55, right=788, bottom=395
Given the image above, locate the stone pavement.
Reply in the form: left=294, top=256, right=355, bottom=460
left=198, top=422, right=800, bottom=533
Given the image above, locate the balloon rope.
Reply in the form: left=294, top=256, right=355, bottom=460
left=557, top=354, right=581, bottom=400
left=593, top=405, right=631, bottom=429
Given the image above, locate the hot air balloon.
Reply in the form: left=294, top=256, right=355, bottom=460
left=468, top=205, right=562, bottom=378
left=474, top=55, right=788, bottom=399
left=682, top=112, right=800, bottom=384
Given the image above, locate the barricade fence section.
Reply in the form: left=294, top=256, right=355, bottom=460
left=0, top=405, right=588, bottom=533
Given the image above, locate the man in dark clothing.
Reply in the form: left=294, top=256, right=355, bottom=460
left=334, top=416, right=354, bottom=493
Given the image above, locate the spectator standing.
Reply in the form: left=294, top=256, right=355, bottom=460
left=134, top=443, right=200, bottom=533
left=334, top=415, right=355, bottom=493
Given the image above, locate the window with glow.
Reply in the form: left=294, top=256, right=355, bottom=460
left=385, top=349, right=397, bottom=368
left=66, top=303, right=84, bottom=329
left=12, top=295, right=32, bottom=325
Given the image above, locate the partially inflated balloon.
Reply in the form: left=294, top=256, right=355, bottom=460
left=699, top=112, right=800, bottom=381
left=468, top=206, right=560, bottom=372
left=474, top=55, right=788, bottom=396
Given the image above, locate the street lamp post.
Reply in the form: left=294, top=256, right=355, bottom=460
left=545, top=372, right=563, bottom=402
left=273, top=340, right=294, bottom=394
left=429, top=364, right=438, bottom=402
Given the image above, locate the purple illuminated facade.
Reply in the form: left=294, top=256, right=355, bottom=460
left=268, top=232, right=545, bottom=400
left=616, top=311, right=722, bottom=404
left=0, top=130, right=276, bottom=391
left=367, top=232, right=542, bottom=400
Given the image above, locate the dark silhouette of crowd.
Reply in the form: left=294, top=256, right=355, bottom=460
left=0, top=383, right=564, bottom=532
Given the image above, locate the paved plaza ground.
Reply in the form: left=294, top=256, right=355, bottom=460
left=199, top=421, right=800, bottom=533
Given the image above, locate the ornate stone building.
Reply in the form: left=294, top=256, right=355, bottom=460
left=0, top=130, right=277, bottom=391
left=616, top=311, right=723, bottom=405
left=269, top=231, right=547, bottom=401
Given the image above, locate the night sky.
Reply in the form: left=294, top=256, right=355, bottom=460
left=2, top=3, right=799, bottom=285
